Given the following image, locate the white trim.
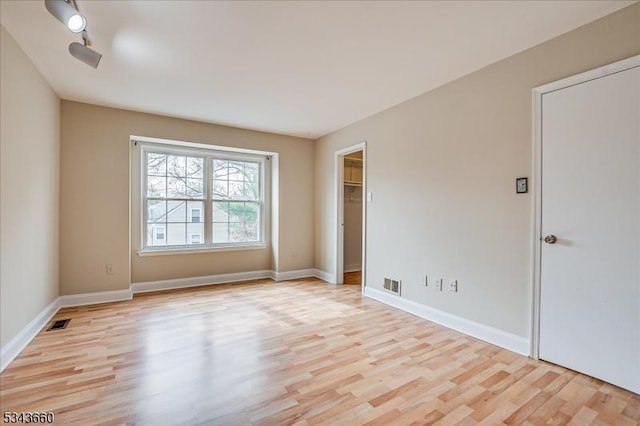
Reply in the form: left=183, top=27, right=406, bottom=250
left=530, top=54, right=640, bottom=359
left=272, top=269, right=316, bottom=281
left=131, top=270, right=273, bottom=293
left=131, top=135, right=276, bottom=157
left=58, top=289, right=133, bottom=308
left=335, top=142, right=367, bottom=292
left=312, top=269, right=336, bottom=284
left=0, top=298, right=60, bottom=373
left=344, top=264, right=361, bottom=273
left=137, top=244, right=269, bottom=257
left=365, top=287, right=530, bottom=356
left=533, top=55, right=640, bottom=95
left=335, top=152, right=345, bottom=284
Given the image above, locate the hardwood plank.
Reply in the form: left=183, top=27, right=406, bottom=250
left=1, top=278, right=638, bottom=425
left=343, top=271, right=362, bottom=285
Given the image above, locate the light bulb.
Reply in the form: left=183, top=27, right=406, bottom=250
left=67, top=14, right=86, bottom=33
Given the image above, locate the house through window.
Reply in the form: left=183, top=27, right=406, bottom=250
left=191, top=208, right=201, bottom=223
left=154, top=226, right=166, bottom=243
left=142, top=143, right=265, bottom=251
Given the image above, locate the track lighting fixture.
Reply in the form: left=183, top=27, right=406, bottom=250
left=45, top=0, right=86, bottom=33
left=45, top=0, right=102, bottom=68
left=69, top=35, right=101, bottom=69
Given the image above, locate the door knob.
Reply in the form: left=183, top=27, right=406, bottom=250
left=544, top=235, right=557, bottom=244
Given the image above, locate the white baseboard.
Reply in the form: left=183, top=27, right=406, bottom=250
left=132, top=269, right=329, bottom=291
left=131, top=270, right=273, bottom=293
left=272, top=269, right=316, bottom=281
left=364, top=287, right=530, bottom=356
left=312, top=269, right=336, bottom=284
left=59, top=289, right=133, bottom=307
left=344, top=264, right=361, bottom=273
left=1, top=298, right=60, bottom=373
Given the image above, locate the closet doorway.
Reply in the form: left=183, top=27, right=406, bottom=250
left=335, top=143, right=366, bottom=290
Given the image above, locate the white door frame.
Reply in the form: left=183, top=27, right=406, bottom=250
left=335, top=142, right=367, bottom=292
left=530, top=54, right=640, bottom=359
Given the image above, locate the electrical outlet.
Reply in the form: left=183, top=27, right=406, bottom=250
left=448, top=279, right=458, bottom=292
left=106, top=264, right=114, bottom=275
left=434, top=278, right=442, bottom=291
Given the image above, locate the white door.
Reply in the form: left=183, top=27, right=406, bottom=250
left=539, top=65, right=640, bottom=393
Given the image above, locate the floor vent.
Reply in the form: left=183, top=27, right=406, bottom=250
left=383, top=278, right=401, bottom=295
left=47, top=319, right=70, bottom=331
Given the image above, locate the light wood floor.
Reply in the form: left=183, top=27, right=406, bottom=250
left=1, top=279, right=638, bottom=425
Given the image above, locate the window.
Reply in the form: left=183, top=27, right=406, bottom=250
left=191, top=208, right=201, bottom=223
left=142, top=145, right=264, bottom=251
left=212, top=160, right=261, bottom=243
left=154, top=226, right=165, bottom=243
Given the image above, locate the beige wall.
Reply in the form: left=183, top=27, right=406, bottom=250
left=315, top=4, right=640, bottom=338
left=1, top=27, right=60, bottom=346
left=60, top=102, right=314, bottom=292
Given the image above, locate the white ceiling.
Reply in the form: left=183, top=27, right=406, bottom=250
left=1, top=1, right=634, bottom=139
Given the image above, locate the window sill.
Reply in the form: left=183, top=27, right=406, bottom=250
left=137, top=244, right=269, bottom=257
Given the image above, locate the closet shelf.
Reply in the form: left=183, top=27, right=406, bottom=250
left=344, top=181, right=362, bottom=187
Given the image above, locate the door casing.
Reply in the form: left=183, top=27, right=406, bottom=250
left=335, top=142, right=367, bottom=292
left=530, top=54, right=640, bottom=359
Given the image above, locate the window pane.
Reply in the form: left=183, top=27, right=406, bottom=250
left=186, top=157, right=203, bottom=178
left=244, top=181, right=259, bottom=201
left=213, top=180, right=228, bottom=199
left=167, top=177, right=187, bottom=198
left=147, top=153, right=166, bottom=176
left=167, top=155, right=186, bottom=177
left=229, top=222, right=246, bottom=243
left=245, top=162, right=259, bottom=183
left=213, top=160, right=228, bottom=178
left=147, top=200, right=166, bottom=223
left=213, top=202, right=229, bottom=222
left=244, top=202, right=259, bottom=223
left=213, top=223, right=229, bottom=243
left=147, top=176, right=166, bottom=197
left=229, top=181, right=244, bottom=200
left=148, top=224, right=167, bottom=246
left=167, top=223, right=187, bottom=245
left=228, top=202, right=246, bottom=222
left=188, top=201, right=203, bottom=223
left=167, top=200, right=186, bottom=222
left=226, top=202, right=259, bottom=223
left=186, top=178, right=203, bottom=198
left=229, top=161, right=245, bottom=181
left=187, top=223, right=204, bottom=244
left=245, top=222, right=259, bottom=241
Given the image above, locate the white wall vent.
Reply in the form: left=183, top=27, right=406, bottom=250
left=383, top=278, right=401, bottom=295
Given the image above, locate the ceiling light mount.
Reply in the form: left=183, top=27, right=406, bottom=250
left=44, top=0, right=102, bottom=68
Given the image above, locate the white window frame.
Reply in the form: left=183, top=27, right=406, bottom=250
left=140, top=142, right=266, bottom=253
